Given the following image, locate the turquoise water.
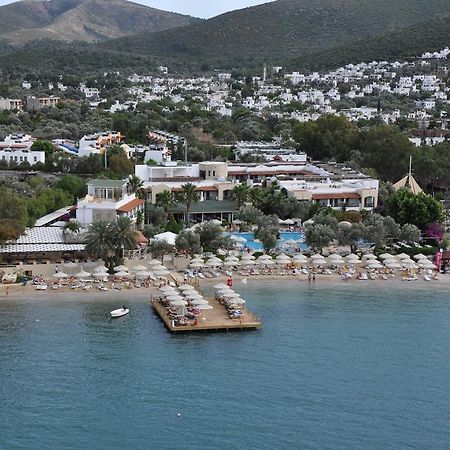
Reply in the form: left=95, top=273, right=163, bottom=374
left=230, top=231, right=307, bottom=251
left=1, top=282, right=450, bottom=449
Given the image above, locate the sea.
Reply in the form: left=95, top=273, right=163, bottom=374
left=1, top=281, right=450, bottom=450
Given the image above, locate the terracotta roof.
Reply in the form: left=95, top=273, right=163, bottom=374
left=312, top=192, right=361, bottom=200
left=117, top=198, right=145, bottom=213
left=136, top=231, right=148, bottom=245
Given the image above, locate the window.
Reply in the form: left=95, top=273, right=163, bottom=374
left=364, top=196, right=375, bottom=208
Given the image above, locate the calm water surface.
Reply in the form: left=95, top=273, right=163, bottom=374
left=1, top=281, right=450, bottom=450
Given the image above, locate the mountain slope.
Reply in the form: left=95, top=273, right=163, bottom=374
left=0, top=0, right=199, bottom=45
left=287, top=16, right=450, bottom=70
left=101, top=0, right=450, bottom=66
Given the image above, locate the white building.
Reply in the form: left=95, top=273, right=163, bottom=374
left=76, top=179, right=144, bottom=227
left=0, top=133, right=45, bottom=165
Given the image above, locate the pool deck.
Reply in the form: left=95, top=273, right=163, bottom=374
left=151, top=296, right=262, bottom=333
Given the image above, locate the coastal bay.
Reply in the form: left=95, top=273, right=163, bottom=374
left=1, top=281, right=450, bottom=449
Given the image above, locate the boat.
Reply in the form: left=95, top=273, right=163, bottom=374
left=110, top=307, right=129, bottom=318
left=35, top=284, right=48, bottom=290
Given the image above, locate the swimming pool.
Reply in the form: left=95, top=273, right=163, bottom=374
left=229, top=231, right=308, bottom=251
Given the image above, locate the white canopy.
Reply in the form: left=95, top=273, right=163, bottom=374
left=114, top=265, right=128, bottom=272
left=132, top=265, right=148, bottom=272
left=154, top=231, right=177, bottom=246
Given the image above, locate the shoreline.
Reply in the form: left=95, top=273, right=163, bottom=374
left=1, top=272, right=448, bottom=301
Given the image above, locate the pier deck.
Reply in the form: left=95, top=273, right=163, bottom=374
left=151, top=296, right=261, bottom=333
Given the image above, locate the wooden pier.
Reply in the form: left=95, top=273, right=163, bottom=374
left=151, top=296, right=261, bottom=333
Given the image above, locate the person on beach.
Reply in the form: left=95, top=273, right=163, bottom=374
left=312, top=274, right=316, bottom=283
left=308, top=273, right=312, bottom=284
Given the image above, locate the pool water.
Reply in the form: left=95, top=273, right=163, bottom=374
left=230, top=231, right=307, bottom=251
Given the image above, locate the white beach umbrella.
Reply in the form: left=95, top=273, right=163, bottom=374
left=216, top=287, right=234, bottom=294
left=396, top=253, right=410, bottom=260
left=94, top=271, right=109, bottom=278
left=186, top=294, right=204, bottom=301
left=413, top=254, right=428, bottom=261
left=367, top=261, right=383, bottom=270
left=383, top=257, right=397, bottom=264
left=114, top=271, right=130, bottom=277
left=222, top=292, right=240, bottom=298
left=190, top=262, right=204, bottom=269
left=132, top=265, right=148, bottom=272
left=224, top=260, right=240, bottom=267
left=113, top=265, right=129, bottom=272
left=241, top=253, right=255, bottom=260
left=328, top=253, right=343, bottom=260
left=179, top=284, right=194, bottom=290
left=242, top=260, right=256, bottom=266
left=154, top=270, right=170, bottom=277
left=257, top=254, right=272, bottom=261
left=402, top=261, right=418, bottom=269
left=53, top=271, right=69, bottom=279
left=385, top=262, right=402, bottom=269
left=293, top=254, right=308, bottom=261
left=191, top=299, right=209, bottom=306
left=263, top=260, right=275, bottom=266
left=169, top=299, right=188, bottom=307
left=310, top=254, right=323, bottom=259
left=379, top=253, right=394, bottom=260
left=136, top=271, right=151, bottom=278
left=94, top=265, right=108, bottom=272
left=195, top=304, right=213, bottom=310
left=225, top=255, right=239, bottom=262
left=166, top=294, right=185, bottom=302
left=419, top=261, right=436, bottom=270
left=206, top=260, right=222, bottom=267
left=76, top=269, right=91, bottom=279
left=159, top=288, right=177, bottom=296
left=227, top=297, right=246, bottom=305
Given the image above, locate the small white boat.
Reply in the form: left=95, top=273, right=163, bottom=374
left=35, top=284, right=48, bottom=290
left=110, top=308, right=129, bottom=318
left=98, top=285, right=108, bottom=291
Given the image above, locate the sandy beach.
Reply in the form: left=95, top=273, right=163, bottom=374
left=0, top=272, right=448, bottom=301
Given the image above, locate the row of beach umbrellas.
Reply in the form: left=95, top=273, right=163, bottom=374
left=159, top=284, right=213, bottom=310
left=190, top=252, right=437, bottom=271
left=54, top=260, right=170, bottom=279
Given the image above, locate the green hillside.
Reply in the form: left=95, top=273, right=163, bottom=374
left=100, top=0, right=450, bottom=67
left=288, top=16, right=450, bottom=70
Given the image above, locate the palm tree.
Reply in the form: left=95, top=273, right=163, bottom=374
left=85, top=221, right=115, bottom=270
left=127, top=175, right=144, bottom=199
left=180, top=183, right=198, bottom=224
left=156, top=190, right=174, bottom=214
left=110, top=216, right=139, bottom=260
left=232, top=183, right=252, bottom=208
left=85, top=218, right=138, bottom=271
